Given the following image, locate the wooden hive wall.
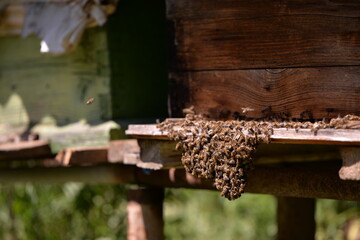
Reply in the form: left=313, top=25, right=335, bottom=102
left=166, top=0, right=360, bottom=120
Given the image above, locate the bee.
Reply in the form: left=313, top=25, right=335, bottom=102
left=86, top=97, right=95, bottom=105
left=182, top=105, right=195, bottom=115
left=241, top=107, right=254, bottom=114
left=228, top=159, right=236, bottom=165
left=175, top=142, right=182, bottom=151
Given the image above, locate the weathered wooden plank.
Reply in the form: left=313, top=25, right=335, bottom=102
left=126, top=124, right=168, bottom=140
left=33, top=121, right=119, bottom=153
left=137, top=139, right=181, bottom=169
left=126, top=123, right=360, bottom=145
left=55, top=139, right=142, bottom=166
left=167, top=0, right=360, bottom=70
left=169, top=68, right=360, bottom=119
left=55, top=146, right=108, bottom=166
left=108, top=139, right=140, bottom=164
left=0, top=140, right=53, bottom=161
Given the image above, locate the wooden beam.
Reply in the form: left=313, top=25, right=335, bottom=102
left=0, top=163, right=358, bottom=200
left=127, top=188, right=164, bottom=240
left=126, top=123, right=360, bottom=146
left=0, top=140, right=53, bottom=161
left=167, top=0, right=360, bottom=70
left=135, top=162, right=360, bottom=201
left=277, top=197, right=315, bottom=240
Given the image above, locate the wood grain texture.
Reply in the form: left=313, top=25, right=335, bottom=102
left=167, top=0, right=360, bottom=70
left=169, top=67, right=360, bottom=119
left=55, top=146, right=108, bottom=166
left=108, top=139, right=140, bottom=163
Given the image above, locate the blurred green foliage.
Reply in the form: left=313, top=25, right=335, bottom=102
left=316, top=199, right=360, bottom=240
left=164, top=190, right=277, bottom=240
left=0, top=184, right=127, bottom=240
left=0, top=184, right=358, bottom=240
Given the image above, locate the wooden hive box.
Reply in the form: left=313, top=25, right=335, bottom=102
left=166, top=0, right=360, bottom=120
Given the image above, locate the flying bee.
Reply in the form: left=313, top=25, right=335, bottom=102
left=86, top=97, right=95, bottom=105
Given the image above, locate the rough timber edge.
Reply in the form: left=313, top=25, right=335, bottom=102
left=126, top=124, right=360, bottom=145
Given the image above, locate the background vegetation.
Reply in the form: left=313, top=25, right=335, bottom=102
left=0, top=184, right=358, bottom=240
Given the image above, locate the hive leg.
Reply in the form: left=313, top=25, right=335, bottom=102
left=127, top=187, right=164, bottom=240
left=277, top=196, right=316, bottom=240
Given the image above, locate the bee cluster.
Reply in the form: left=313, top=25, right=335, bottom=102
left=158, top=114, right=360, bottom=200
left=158, top=115, right=273, bottom=200
left=269, top=114, right=360, bottom=134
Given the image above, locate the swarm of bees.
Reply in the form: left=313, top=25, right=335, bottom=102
left=158, top=114, right=273, bottom=200
left=268, top=114, right=360, bottom=134
left=158, top=113, right=360, bottom=200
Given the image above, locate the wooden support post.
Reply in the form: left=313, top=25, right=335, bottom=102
left=127, top=188, right=164, bottom=240
left=277, top=197, right=315, bottom=240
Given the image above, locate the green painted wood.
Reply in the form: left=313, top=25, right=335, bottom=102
left=0, top=27, right=111, bottom=127
left=32, top=119, right=120, bottom=153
